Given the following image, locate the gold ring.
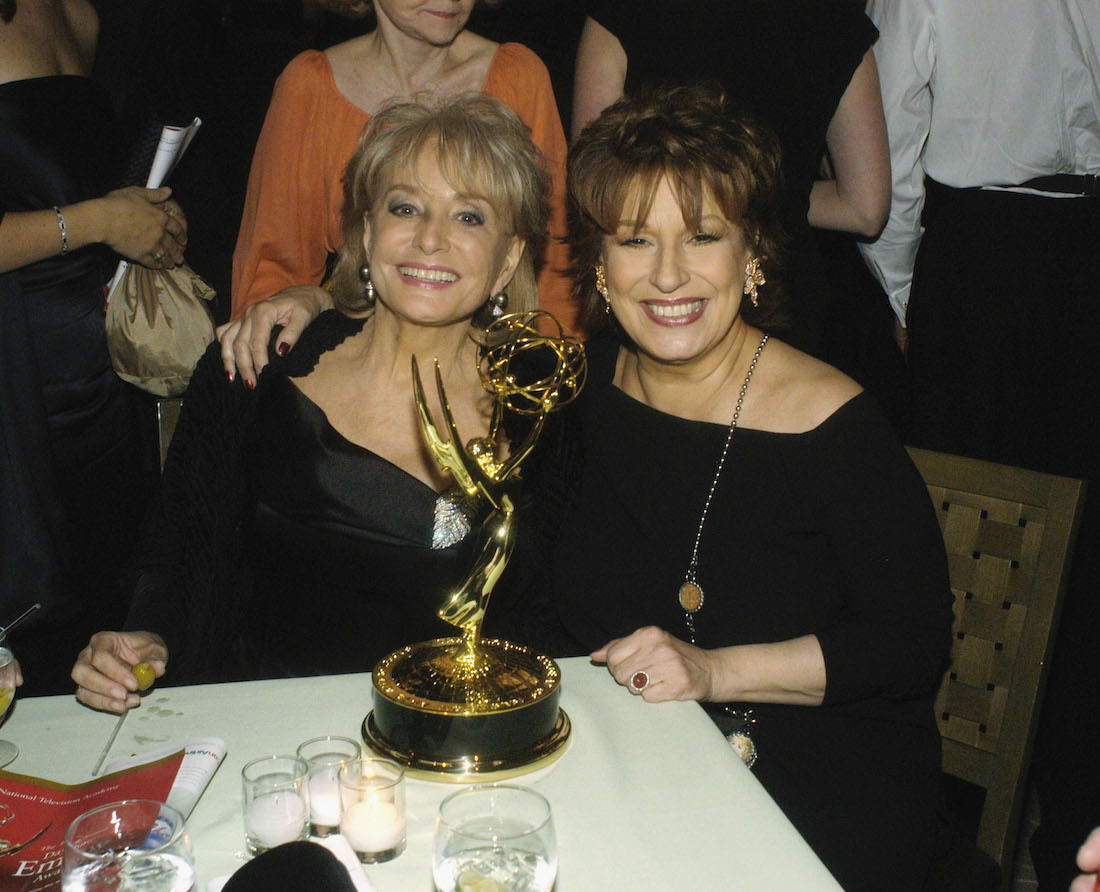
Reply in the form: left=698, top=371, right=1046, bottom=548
left=629, top=670, right=649, bottom=693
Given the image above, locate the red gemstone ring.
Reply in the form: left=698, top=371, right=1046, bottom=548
left=629, top=670, right=650, bottom=693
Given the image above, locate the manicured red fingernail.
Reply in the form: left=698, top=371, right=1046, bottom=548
left=226, top=370, right=234, bottom=383
left=245, top=378, right=256, bottom=390
left=277, top=342, right=289, bottom=356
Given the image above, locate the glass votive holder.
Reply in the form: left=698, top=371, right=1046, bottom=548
left=241, top=755, right=310, bottom=856
left=296, top=735, right=362, bottom=836
left=338, top=757, right=406, bottom=863
left=62, top=799, right=195, bottom=890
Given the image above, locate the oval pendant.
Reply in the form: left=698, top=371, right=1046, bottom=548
left=728, top=732, right=758, bottom=768
left=678, top=581, right=704, bottom=613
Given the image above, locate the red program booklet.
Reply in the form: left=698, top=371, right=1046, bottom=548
left=0, top=750, right=183, bottom=892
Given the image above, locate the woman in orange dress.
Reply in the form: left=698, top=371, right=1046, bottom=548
left=228, top=0, right=574, bottom=374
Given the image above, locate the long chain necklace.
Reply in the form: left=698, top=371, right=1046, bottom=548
left=677, top=333, right=768, bottom=767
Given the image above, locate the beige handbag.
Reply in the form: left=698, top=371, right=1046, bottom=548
left=105, top=262, right=216, bottom=397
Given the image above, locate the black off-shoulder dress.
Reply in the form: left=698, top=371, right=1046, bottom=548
left=534, top=337, right=953, bottom=891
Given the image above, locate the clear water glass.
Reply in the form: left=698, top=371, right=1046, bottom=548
left=433, top=784, right=557, bottom=892
left=0, top=647, right=19, bottom=767
left=62, top=800, right=195, bottom=892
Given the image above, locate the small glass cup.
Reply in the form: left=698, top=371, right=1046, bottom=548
left=0, top=647, right=20, bottom=767
left=241, top=755, right=310, bottom=856
left=433, top=784, right=557, bottom=892
left=337, top=757, right=406, bottom=863
left=62, top=799, right=194, bottom=891
left=295, top=735, right=361, bottom=836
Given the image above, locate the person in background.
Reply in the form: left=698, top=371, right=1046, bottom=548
left=91, top=0, right=373, bottom=321
left=71, top=95, right=550, bottom=712
left=0, top=0, right=186, bottom=695
left=861, top=3, right=1100, bottom=886
left=572, top=0, right=890, bottom=367
left=227, top=0, right=575, bottom=367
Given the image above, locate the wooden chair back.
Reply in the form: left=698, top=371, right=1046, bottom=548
left=907, top=447, right=1085, bottom=882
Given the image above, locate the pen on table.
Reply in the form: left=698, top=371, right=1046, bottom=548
left=91, top=661, right=156, bottom=776
left=0, top=603, right=41, bottom=645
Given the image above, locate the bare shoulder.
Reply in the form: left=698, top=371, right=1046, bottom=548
left=454, top=29, right=499, bottom=64
left=62, top=0, right=97, bottom=45
left=323, top=33, right=369, bottom=74
left=752, top=338, right=863, bottom=434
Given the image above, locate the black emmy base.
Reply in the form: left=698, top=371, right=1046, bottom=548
left=363, top=638, right=571, bottom=780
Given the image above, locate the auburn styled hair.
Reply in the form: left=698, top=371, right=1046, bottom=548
left=568, top=84, right=787, bottom=334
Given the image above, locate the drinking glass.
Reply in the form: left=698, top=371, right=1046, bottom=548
left=241, top=755, right=310, bottom=856
left=296, top=735, right=361, bottom=836
left=62, top=800, right=195, bottom=892
left=0, top=647, right=19, bottom=767
left=432, top=784, right=557, bottom=892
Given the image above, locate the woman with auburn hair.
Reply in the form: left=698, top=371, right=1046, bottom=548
left=534, top=86, right=951, bottom=891
left=224, top=0, right=575, bottom=384
left=71, top=94, right=551, bottom=711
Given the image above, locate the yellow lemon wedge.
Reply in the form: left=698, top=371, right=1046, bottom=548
left=133, top=661, right=156, bottom=691
left=456, top=869, right=508, bottom=892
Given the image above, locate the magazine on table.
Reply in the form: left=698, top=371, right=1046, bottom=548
left=0, top=737, right=225, bottom=891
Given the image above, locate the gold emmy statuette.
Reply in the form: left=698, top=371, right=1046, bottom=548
left=363, top=311, right=585, bottom=778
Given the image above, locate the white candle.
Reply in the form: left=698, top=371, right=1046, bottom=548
left=340, top=795, right=405, bottom=853
left=246, top=791, right=308, bottom=848
left=308, top=772, right=341, bottom=827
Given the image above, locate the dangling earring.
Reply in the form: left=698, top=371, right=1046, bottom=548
left=743, top=258, right=765, bottom=309
left=359, top=263, right=376, bottom=305
left=473, top=290, right=508, bottom=329
left=595, top=264, right=610, bottom=313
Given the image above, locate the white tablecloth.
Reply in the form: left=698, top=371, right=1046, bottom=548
left=1, top=658, right=839, bottom=890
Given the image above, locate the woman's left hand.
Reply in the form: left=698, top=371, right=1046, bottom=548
left=591, top=625, right=716, bottom=702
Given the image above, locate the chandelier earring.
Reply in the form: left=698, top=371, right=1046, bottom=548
left=743, top=258, right=766, bottom=309
left=594, top=264, right=610, bottom=313
left=358, top=263, right=376, bottom=305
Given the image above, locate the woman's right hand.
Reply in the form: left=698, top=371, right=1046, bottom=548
left=71, top=631, right=167, bottom=714
left=216, top=285, right=332, bottom=386
left=99, top=186, right=188, bottom=269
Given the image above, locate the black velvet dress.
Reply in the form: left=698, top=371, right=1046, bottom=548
left=0, top=77, right=153, bottom=694
left=535, top=338, right=953, bottom=891
left=588, top=0, right=877, bottom=357
left=126, top=311, right=492, bottom=682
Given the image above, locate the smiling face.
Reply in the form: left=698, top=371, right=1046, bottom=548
left=602, top=175, right=752, bottom=367
left=372, top=0, right=474, bottom=47
left=363, top=143, right=523, bottom=329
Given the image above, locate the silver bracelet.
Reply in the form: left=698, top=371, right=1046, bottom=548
left=52, top=205, right=68, bottom=255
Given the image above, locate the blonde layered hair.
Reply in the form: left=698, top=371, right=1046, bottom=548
left=331, top=94, right=551, bottom=319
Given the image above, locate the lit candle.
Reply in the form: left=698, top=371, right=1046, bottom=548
left=340, top=792, right=405, bottom=855
left=308, top=771, right=341, bottom=828
left=246, top=791, right=308, bottom=849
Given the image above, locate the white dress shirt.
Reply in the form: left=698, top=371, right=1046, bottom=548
left=860, top=0, right=1100, bottom=325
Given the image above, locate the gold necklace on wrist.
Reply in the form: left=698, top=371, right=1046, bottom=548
left=677, top=333, right=768, bottom=767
